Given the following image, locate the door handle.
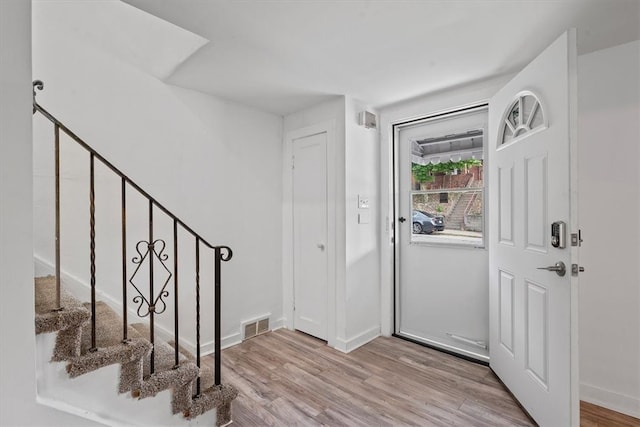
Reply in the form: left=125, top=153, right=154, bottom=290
left=399, top=217, right=406, bottom=223
left=537, top=261, right=566, bottom=277
left=317, top=243, right=325, bottom=251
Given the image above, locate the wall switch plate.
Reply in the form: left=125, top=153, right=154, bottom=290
left=358, top=194, right=369, bottom=209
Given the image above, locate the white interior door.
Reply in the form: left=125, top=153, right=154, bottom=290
left=293, top=132, right=328, bottom=340
left=489, top=30, right=578, bottom=426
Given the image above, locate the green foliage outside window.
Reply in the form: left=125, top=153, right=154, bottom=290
left=412, top=159, right=482, bottom=183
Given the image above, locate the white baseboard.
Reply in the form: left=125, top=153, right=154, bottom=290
left=200, top=333, right=242, bottom=356
left=271, top=317, right=285, bottom=331
left=581, top=382, right=640, bottom=419
left=334, top=326, right=380, bottom=353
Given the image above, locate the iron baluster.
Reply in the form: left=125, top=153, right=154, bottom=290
left=214, top=247, right=221, bottom=386
left=54, top=124, right=61, bottom=310
left=149, top=200, right=155, bottom=375
left=173, top=219, right=179, bottom=369
left=195, top=238, right=201, bottom=396
left=213, top=246, right=232, bottom=386
left=89, top=153, right=97, bottom=352
left=121, top=178, right=128, bottom=342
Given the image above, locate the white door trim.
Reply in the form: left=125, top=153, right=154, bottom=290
left=378, top=76, right=526, bottom=338
left=393, top=104, right=490, bottom=362
left=380, top=100, right=492, bottom=337
left=283, top=120, right=336, bottom=348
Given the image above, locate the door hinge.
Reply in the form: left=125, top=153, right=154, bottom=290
left=291, top=155, right=295, bottom=170
left=571, top=230, right=583, bottom=247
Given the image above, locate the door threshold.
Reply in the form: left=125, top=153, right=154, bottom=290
left=392, top=333, right=489, bottom=366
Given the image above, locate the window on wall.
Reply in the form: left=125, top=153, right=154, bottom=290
left=409, top=110, right=486, bottom=247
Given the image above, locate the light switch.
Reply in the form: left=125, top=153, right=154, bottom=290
left=358, top=194, right=369, bottom=209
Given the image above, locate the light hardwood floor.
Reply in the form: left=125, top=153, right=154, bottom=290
left=207, top=329, right=534, bottom=426
left=580, top=401, right=640, bottom=427
left=207, top=329, right=640, bottom=426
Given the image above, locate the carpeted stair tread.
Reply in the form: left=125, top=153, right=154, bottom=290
left=66, top=300, right=151, bottom=382
left=167, top=339, right=215, bottom=392
left=128, top=323, right=199, bottom=412
left=185, top=362, right=237, bottom=424
left=35, top=276, right=83, bottom=313
left=187, top=384, right=238, bottom=424
left=34, top=276, right=90, bottom=335
left=165, top=339, right=238, bottom=425
left=130, top=323, right=190, bottom=376
left=80, top=301, right=141, bottom=352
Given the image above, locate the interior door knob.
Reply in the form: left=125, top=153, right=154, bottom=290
left=317, top=243, right=325, bottom=251
left=399, top=217, right=406, bottom=223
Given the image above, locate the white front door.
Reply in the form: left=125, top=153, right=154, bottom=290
left=489, top=30, right=579, bottom=426
left=293, top=132, right=328, bottom=340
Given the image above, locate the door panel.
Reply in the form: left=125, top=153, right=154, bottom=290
left=525, top=279, right=548, bottom=388
left=293, top=132, right=328, bottom=340
left=489, top=30, right=578, bottom=426
left=498, top=270, right=515, bottom=355
left=524, top=155, right=547, bottom=251
left=498, top=164, right=514, bottom=244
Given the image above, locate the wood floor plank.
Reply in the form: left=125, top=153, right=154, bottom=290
left=210, top=329, right=634, bottom=426
left=580, top=401, right=640, bottom=427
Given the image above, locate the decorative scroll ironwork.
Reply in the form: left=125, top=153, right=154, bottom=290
left=33, top=80, right=44, bottom=114
left=129, top=239, right=173, bottom=318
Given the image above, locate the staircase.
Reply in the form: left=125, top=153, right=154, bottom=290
left=446, top=192, right=475, bottom=230
left=32, top=81, right=238, bottom=426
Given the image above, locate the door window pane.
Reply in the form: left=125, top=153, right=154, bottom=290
left=410, top=158, right=484, bottom=246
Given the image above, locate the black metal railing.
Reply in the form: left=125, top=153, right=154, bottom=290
left=33, top=81, right=231, bottom=391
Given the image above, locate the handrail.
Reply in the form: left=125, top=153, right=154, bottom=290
left=33, top=80, right=231, bottom=390
left=33, top=84, right=221, bottom=251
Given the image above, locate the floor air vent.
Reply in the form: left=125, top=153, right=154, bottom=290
left=242, top=316, right=270, bottom=341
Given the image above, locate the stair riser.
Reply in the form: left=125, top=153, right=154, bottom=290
left=36, top=332, right=215, bottom=426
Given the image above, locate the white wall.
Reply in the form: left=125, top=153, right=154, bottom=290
left=378, top=74, right=512, bottom=337
left=344, top=97, right=380, bottom=350
left=578, top=40, right=640, bottom=418
left=32, top=2, right=284, bottom=353
left=0, top=1, right=102, bottom=425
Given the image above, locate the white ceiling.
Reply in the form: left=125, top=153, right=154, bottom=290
left=123, top=0, right=640, bottom=116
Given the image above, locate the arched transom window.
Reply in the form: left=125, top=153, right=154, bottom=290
left=501, top=92, right=546, bottom=145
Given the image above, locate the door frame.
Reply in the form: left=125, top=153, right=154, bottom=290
left=390, top=103, right=490, bottom=361
left=380, top=99, right=493, bottom=337
left=283, top=120, right=336, bottom=348
left=379, top=76, right=526, bottom=337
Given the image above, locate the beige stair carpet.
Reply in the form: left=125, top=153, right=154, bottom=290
left=34, top=276, right=237, bottom=425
